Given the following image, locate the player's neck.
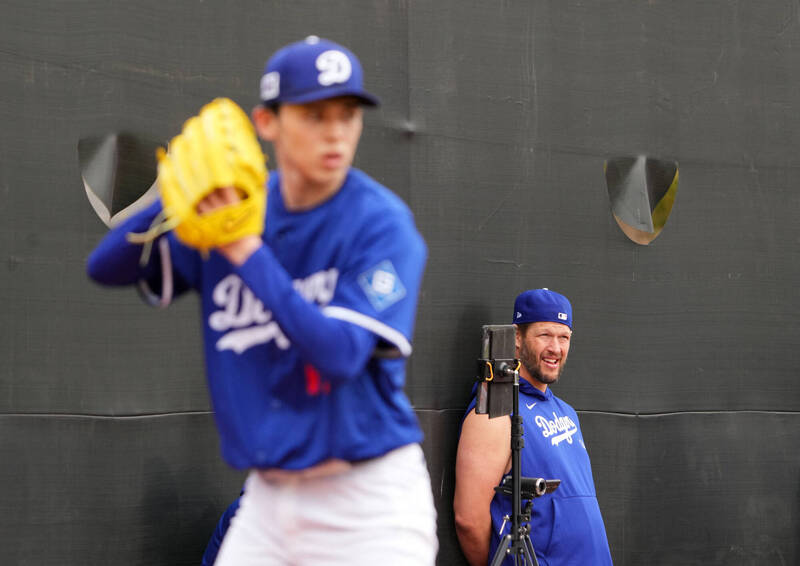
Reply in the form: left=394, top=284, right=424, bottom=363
left=278, top=167, right=347, bottom=211
left=520, top=371, right=549, bottom=394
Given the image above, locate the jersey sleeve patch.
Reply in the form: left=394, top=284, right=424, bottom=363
left=357, top=260, right=406, bottom=312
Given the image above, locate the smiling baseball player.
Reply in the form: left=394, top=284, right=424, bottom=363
left=454, top=289, right=612, bottom=566
left=87, top=36, right=436, bottom=565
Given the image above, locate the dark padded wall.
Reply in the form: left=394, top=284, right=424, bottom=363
left=1, top=1, right=798, bottom=565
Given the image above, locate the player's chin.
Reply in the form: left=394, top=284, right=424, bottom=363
left=537, top=367, right=561, bottom=384
left=314, top=163, right=350, bottom=184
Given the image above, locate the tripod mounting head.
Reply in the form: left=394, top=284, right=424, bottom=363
left=477, top=358, right=519, bottom=383
left=475, top=325, right=519, bottom=418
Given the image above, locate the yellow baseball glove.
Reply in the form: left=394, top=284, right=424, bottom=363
left=128, top=97, right=267, bottom=254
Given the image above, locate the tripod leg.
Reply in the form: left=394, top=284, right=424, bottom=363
left=489, top=534, right=513, bottom=566
left=522, top=534, right=539, bottom=566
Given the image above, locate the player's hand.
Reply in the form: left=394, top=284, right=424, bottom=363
left=194, top=186, right=262, bottom=265
left=127, top=98, right=268, bottom=255
left=195, top=186, right=242, bottom=215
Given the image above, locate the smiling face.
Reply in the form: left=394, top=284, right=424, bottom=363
left=253, top=96, right=363, bottom=206
left=516, top=321, right=572, bottom=392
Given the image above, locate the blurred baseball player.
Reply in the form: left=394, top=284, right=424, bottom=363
left=87, top=36, right=437, bottom=565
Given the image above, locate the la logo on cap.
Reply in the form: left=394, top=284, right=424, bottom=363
left=316, top=50, right=352, bottom=86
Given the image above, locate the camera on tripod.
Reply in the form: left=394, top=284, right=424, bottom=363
left=495, top=476, right=561, bottom=500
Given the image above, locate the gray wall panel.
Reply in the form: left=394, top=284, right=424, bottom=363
left=404, top=0, right=800, bottom=413
left=586, top=411, right=800, bottom=565
left=0, top=414, right=244, bottom=566
left=410, top=148, right=800, bottom=413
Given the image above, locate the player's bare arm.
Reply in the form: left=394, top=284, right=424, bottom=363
left=454, top=408, right=512, bottom=566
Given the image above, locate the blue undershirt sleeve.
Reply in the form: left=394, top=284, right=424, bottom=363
left=86, top=200, right=197, bottom=300
left=234, top=245, right=378, bottom=383
left=86, top=200, right=164, bottom=286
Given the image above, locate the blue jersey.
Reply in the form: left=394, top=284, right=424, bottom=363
left=88, top=167, right=427, bottom=470
left=466, top=380, right=612, bottom=566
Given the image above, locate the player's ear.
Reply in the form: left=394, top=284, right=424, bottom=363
left=252, top=105, right=278, bottom=141
left=514, top=324, right=522, bottom=351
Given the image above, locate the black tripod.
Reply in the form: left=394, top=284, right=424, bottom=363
left=488, top=363, right=560, bottom=566
left=475, top=326, right=560, bottom=566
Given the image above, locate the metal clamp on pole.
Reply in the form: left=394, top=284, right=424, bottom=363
left=476, top=358, right=518, bottom=383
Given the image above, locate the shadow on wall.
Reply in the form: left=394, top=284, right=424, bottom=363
left=422, top=303, right=494, bottom=565
left=139, top=456, right=225, bottom=566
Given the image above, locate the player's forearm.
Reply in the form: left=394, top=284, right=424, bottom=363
left=455, top=521, right=492, bottom=566
left=233, top=244, right=377, bottom=381
left=218, top=237, right=261, bottom=266
left=86, top=200, right=163, bottom=286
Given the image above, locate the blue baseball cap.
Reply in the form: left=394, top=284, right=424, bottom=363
left=513, top=288, right=573, bottom=329
left=260, top=36, right=380, bottom=107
